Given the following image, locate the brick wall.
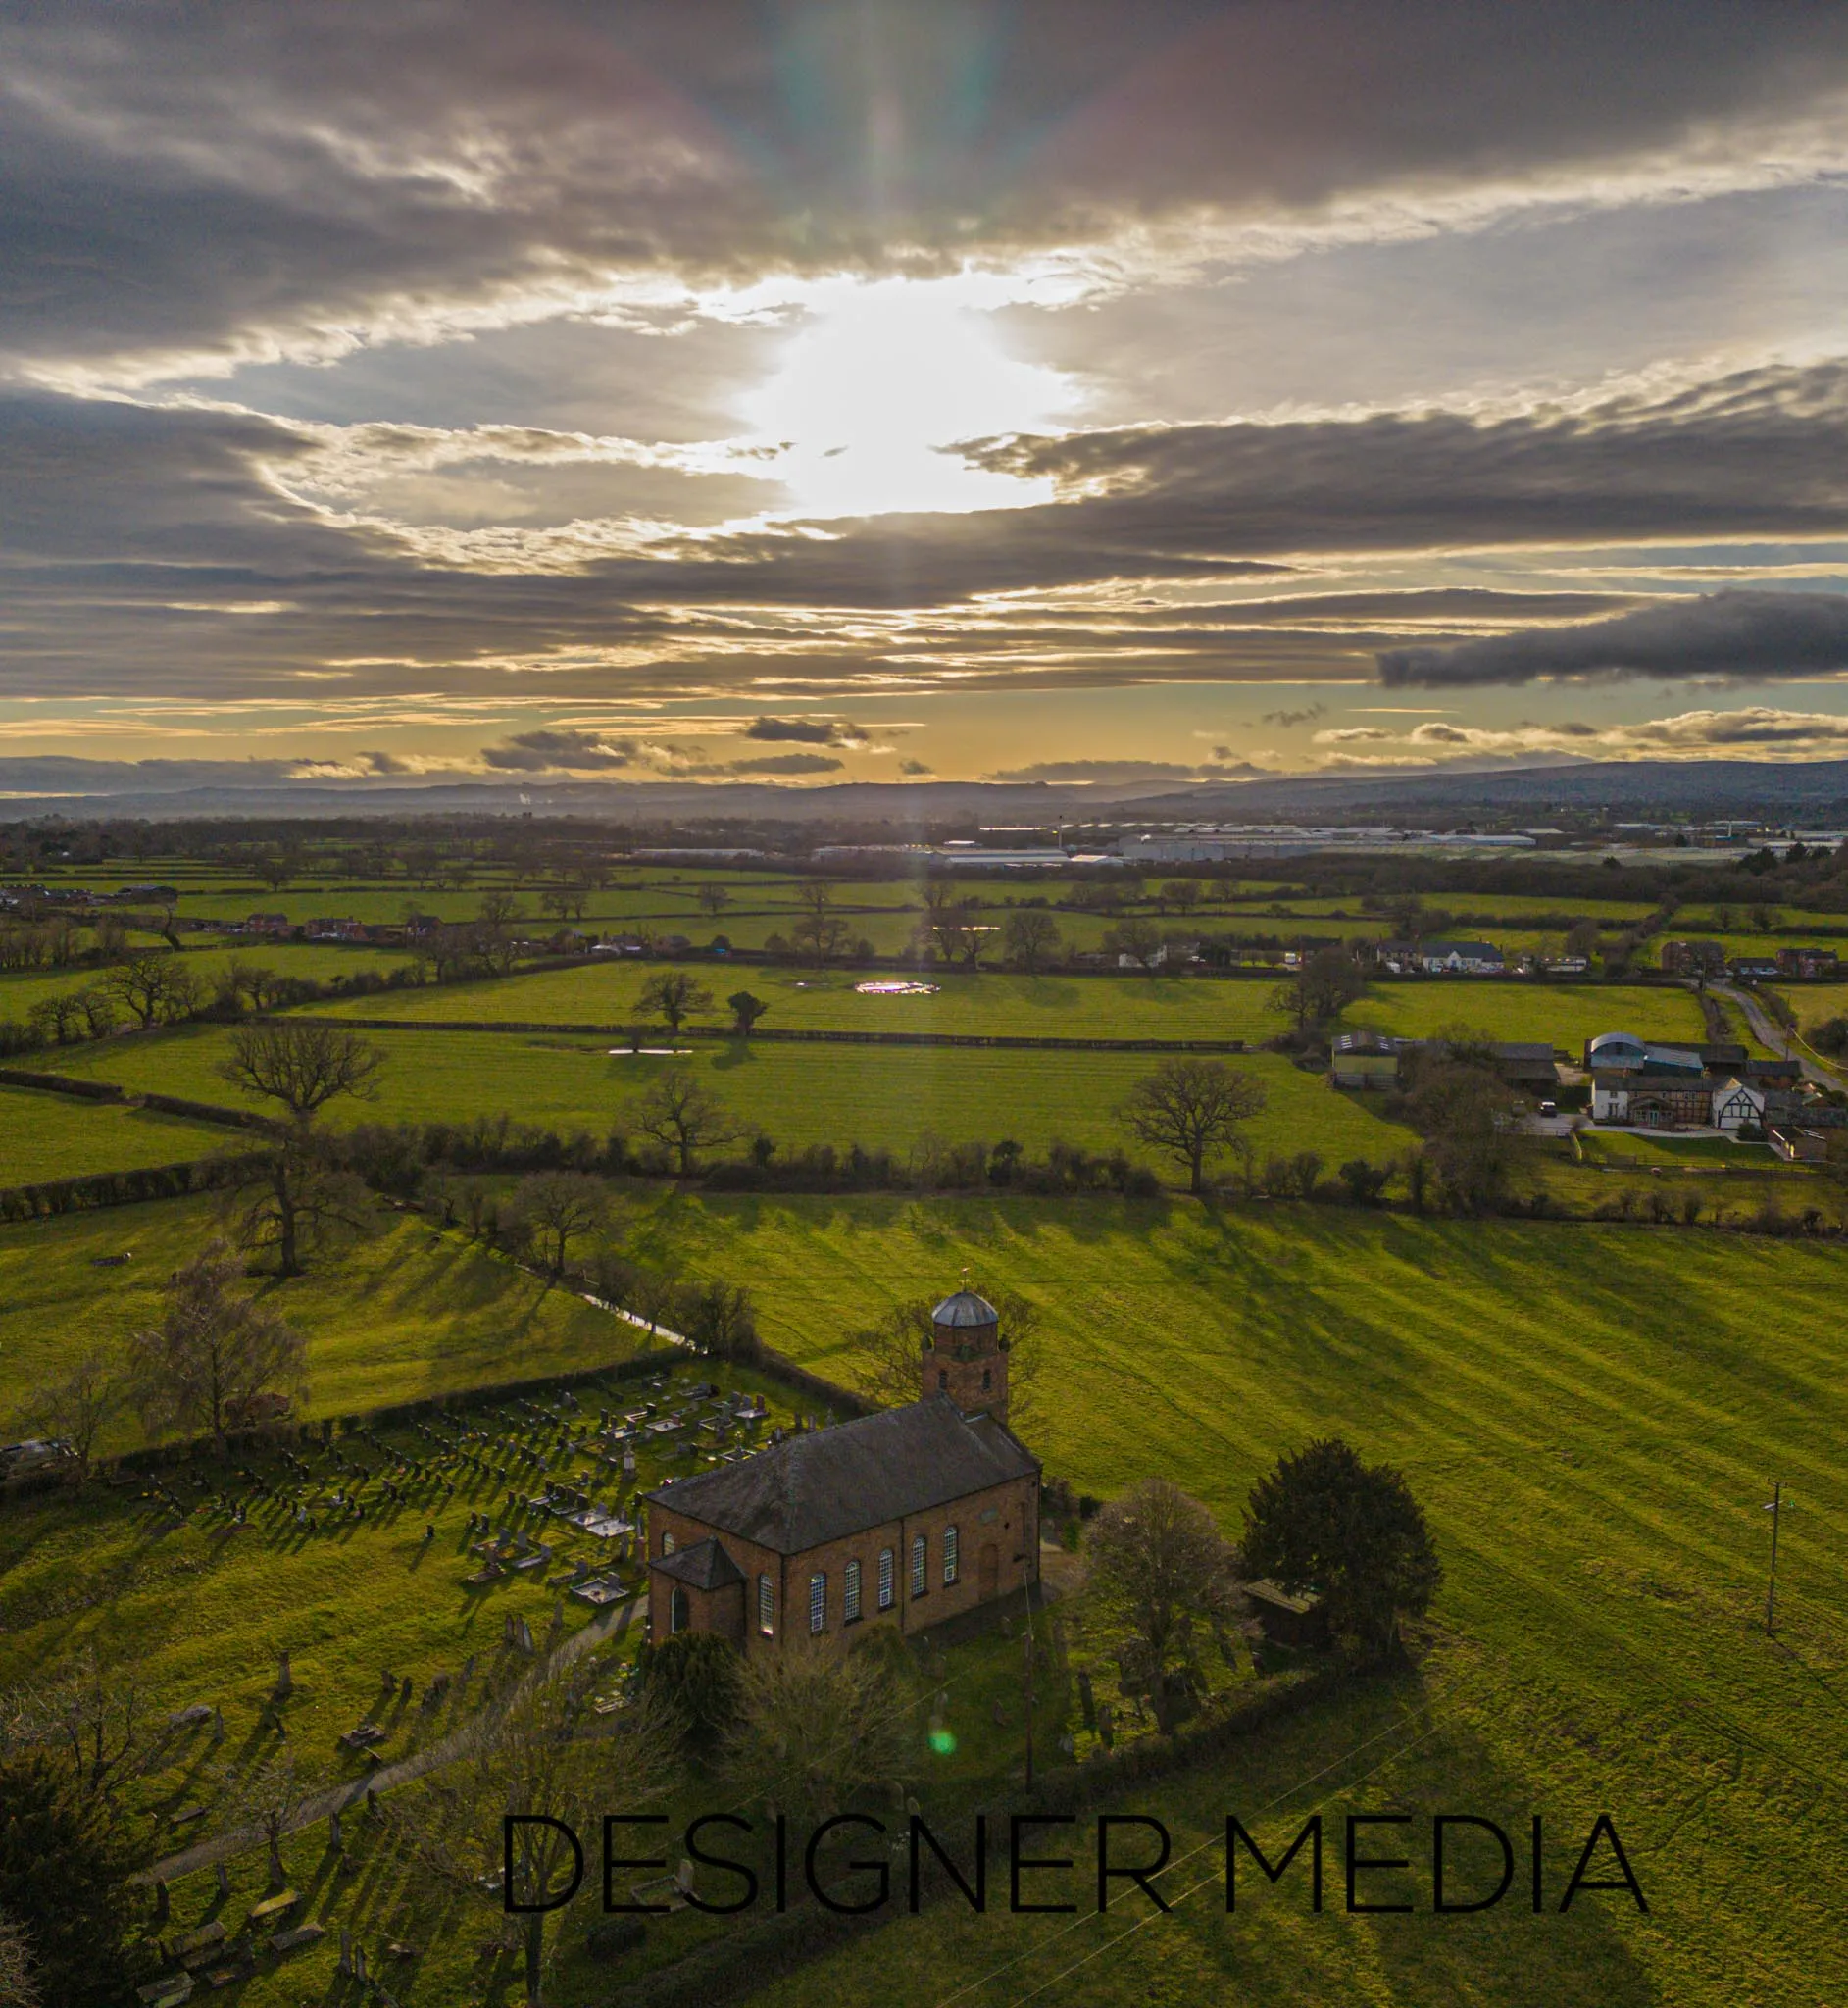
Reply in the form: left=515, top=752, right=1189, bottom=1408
left=647, top=1474, right=1037, bottom=1655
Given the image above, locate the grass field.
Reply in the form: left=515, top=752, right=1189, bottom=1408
left=0, top=1084, right=232, bottom=1186
left=0, top=942, right=417, bottom=1022
left=1346, top=979, right=1703, bottom=1048
left=617, top=1191, right=1848, bottom=2008
left=313, top=962, right=1294, bottom=1041
left=0, top=1196, right=657, bottom=1436
left=1785, top=982, right=1848, bottom=1034
left=50, top=1024, right=1416, bottom=1169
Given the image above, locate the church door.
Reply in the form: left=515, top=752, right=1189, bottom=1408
left=978, top=1543, right=999, bottom=1600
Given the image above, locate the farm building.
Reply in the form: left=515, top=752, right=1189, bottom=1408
left=645, top=1288, right=1039, bottom=1655
left=1330, top=1029, right=1405, bottom=1088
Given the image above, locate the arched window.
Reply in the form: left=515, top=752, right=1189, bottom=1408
left=670, top=1585, right=688, bottom=1634
left=809, top=1572, right=827, bottom=1634
left=943, top=1525, right=960, bottom=1584
left=661, top=1531, right=675, bottom=1556
left=877, top=1547, right=895, bottom=1611
left=844, top=1559, right=862, bottom=1623
left=911, top=1532, right=927, bottom=1598
left=758, top=1574, right=774, bottom=1636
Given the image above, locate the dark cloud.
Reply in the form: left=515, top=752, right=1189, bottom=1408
left=742, top=715, right=863, bottom=744
left=1, top=369, right=1845, bottom=710
left=1262, top=702, right=1327, bottom=728
left=4, top=4, right=1845, bottom=379
left=1378, top=588, right=1848, bottom=686
left=481, top=728, right=637, bottom=771
left=898, top=758, right=934, bottom=777
left=972, top=365, right=1848, bottom=563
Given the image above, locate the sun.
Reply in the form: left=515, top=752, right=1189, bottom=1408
left=742, top=276, right=1071, bottom=518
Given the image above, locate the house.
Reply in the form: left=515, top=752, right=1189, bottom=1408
left=1712, top=1078, right=1768, bottom=1131
left=242, top=912, right=291, bottom=937
left=1585, top=1031, right=1710, bottom=1126
left=306, top=917, right=366, bottom=941
left=1546, top=954, right=1591, bottom=977
left=1728, top=957, right=1781, bottom=981
left=1776, top=947, right=1841, bottom=979
left=645, top=1288, right=1039, bottom=1655
left=1419, top=940, right=1505, bottom=975
left=1661, top=939, right=1728, bottom=978
left=1329, top=1029, right=1405, bottom=1089
left=1770, top=1126, right=1829, bottom=1162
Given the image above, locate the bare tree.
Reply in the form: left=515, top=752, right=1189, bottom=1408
left=1002, top=908, right=1062, bottom=974
left=216, top=1023, right=384, bottom=1274
left=126, top=1240, right=306, bottom=1451
left=14, top=1354, right=118, bottom=1486
left=721, top=1640, right=917, bottom=1827
left=1102, top=915, right=1163, bottom=973
left=638, top=970, right=713, bottom=1035
left=218, top=1020, right=384, bottom=1125
left=792, top=881, right=852, bottom=965
left=0, top=1648, right=156, bottom=1808
left=389, top=1661, right=674, bottom=2008
left=214, top=1747, right=310, bottom=1890
left=1086, top=1478, right=1239, bottom=1732
left=507, top=1172, right=606, bottom=1276
left=102, top=951, right=190, bottom=1029
left=1118, top=1058, right=1268, bottom=1194
left=850, top=1289, right=1044, bottom=1428
left=696, top=883, right=731, bottom=918
left=627, top=1067, right=743, bottom=1176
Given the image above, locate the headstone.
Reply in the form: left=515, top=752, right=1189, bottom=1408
left=216, top=1862, right=230, bottom=1899
left=273, top=1651, right=292, bottom=1698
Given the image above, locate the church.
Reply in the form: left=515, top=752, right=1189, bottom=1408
left=644, top=1287, right=1040, bottom=1653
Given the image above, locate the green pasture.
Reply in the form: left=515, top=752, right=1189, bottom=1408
left=311, top=962, right=1294, bottom=1042
left=0, top=942, right=417, bottom=1022
left=0, top=1197, right=657, bottom=1437
left=630, top=1192, right=1848, bottom=2008
left=50, top=1024, right=1415, bottom=1170
left=1786, top=981, right=1848, bottom=1033
left=0, top=1085, right=231, bottom=1187
left=1348, top=979, right=1703, bottom=1049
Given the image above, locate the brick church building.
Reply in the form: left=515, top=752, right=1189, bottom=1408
left=644, top=1287, right=1039, bottom=1653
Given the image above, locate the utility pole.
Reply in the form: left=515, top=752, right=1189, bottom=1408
left=1765, top=1481, right=1784, bottom=1635
left=1023, top=1607, right=1035, bottom=1790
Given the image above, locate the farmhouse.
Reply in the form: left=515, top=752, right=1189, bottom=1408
left=645, top=1288, right=1039, bottom=1654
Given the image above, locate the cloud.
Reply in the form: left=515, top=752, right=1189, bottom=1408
left=724, top=752, right=844, bottom=776
left=7, top=3, right=1848, bottom=386
left=1313, top=726, right=1393, bottom=744
left=1614, top=706, right=1848, bottom=748
left=1262, top=703, right=1328, bottom=728
left=898, top=758, right=934, bottom=777
left=742, top=715, right=867, bottom=746
left=1378, top=587, right=1848, bottom=686
left=481, top=728, right=637, bottom=772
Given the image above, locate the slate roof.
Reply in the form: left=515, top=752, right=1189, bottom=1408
left=645, top=1395, right=1039, bottom=1555
left=932, top=1288, right=998, bottom=1328
left=650, top=1535, right=745, bottom=1590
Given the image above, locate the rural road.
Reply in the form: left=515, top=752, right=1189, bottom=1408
left=1712, top=982, right=1847, bottom=1095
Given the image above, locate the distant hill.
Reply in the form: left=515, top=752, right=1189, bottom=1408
left=0, top=756, right=1845, bottom=825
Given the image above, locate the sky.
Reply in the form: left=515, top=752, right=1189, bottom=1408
left=7, top=0, right=1848, bottom=798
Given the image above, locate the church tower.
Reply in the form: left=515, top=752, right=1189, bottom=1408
left=923, top=1280, right=1008, bottom=1425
